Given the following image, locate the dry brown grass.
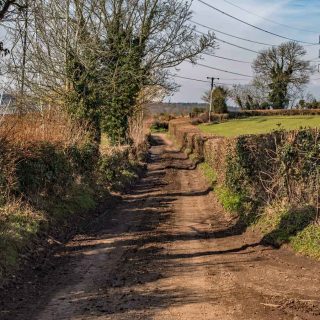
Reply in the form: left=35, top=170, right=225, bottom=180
left=0, top=107, right=88, bottom=146
left=128, top=109, right=150, bottom=147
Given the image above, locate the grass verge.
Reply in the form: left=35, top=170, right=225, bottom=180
left=215, top=186, right=244, bottom=215
left=0, top=203, right=45, bottom=279
left=198, top=115, right=320, bottom=137
left=198, top=160, right=320, bottom=259
left=0, top=186, right=97, bottom=282
left=291, top=224, right=320, bottom=259
left=198, top=162, right=217, bottom=186
left=254, top=204, right=320, bottom=258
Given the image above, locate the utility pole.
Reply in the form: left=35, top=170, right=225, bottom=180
left=207, top=77, right=219, bottom=122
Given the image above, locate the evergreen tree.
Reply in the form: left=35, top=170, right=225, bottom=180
left=212, top=86, right=228, bottom=114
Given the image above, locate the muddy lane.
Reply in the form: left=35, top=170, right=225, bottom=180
left=1, top=134, right=320, bottom=320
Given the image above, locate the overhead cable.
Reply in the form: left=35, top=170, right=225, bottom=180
left=220, top=0, right=319, bottom=34
left=197, top=0, right=319, bottom=45
left=194, top=28, right=259, bottom=53
left=192, top=20, right=276, bottom=47
left=190, top=61, right=253, bottom=78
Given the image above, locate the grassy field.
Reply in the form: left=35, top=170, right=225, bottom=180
left=198, top=115, right=320, bottom=137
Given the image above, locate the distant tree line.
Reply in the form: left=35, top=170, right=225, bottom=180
left=148, top=102, right=207, bottom=116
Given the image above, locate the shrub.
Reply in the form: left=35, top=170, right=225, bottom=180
left=212, top=86, right=228, bottom=114
left=215, top=186, right=244, bottom=214
left=150, top=121, right=169, bottom=133
left=15, top=143, right=73, bottom=196
left=158, top=113, right=174, bottom=122
left=192, top=107, right=206, bottom=115
left=66, top=142, right=99, bottom=176
left=98, top=148, right=141, bottom=191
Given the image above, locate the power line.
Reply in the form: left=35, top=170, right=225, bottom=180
left=174, top=75, right=244, bottom=86
left=194, top=29, right=259, bottom=53
left=204, top=52, right=251, bottom=64
left=218, top=78, right=249, bottom=81
left=197, top=0, right=319, bottom=45
left=190, top=61, right=253, bottom=78
left=192, top=20, right=276, bottom=47
left=195, top=26, right=319, bottom=60
left=220, top=0, right=319, bottom=34
left=216, top=36, right=259, bottom=53
left=174, top=75, right=209, bottom=83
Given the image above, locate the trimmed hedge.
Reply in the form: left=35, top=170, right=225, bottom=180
left=169, top=119, right=320, bottom=256
left=170, top=119, right=320, bottom=211
left=228, top=109, right=320, bottom=118
left=192, top=109, right=320, bottom=124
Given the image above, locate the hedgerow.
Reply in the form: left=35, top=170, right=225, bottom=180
left=0, top=136, right=147, bottom=283
left=169, top=118, right=320, bottom=258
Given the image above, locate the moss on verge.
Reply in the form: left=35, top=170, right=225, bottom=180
left=198, top=162, right=217, bottom=186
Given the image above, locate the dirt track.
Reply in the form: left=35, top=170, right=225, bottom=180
left=1, top=134, right=320, bottom=320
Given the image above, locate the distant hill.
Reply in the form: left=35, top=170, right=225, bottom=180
left=147, top=102, right=207, bottom=115
left=147, top=102, right=240, bottom=115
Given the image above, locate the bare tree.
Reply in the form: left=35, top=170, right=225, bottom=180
left=253, top=42, right=311, bottom=109
left=5, top=0, right=215, bottom=143
left=0, top=0, right=26, bottom=56
left=230, top=83, right=268, bottom=110
left=0, top=0, right=25, bottom=21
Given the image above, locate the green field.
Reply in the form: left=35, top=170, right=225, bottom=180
left=198, top=116, right=320, bottom=137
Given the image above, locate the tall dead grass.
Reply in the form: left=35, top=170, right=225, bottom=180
left=0, top=107, right=88, bottom=146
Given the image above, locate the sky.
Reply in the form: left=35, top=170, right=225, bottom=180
left=168, top=0, right=320, bottom=103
